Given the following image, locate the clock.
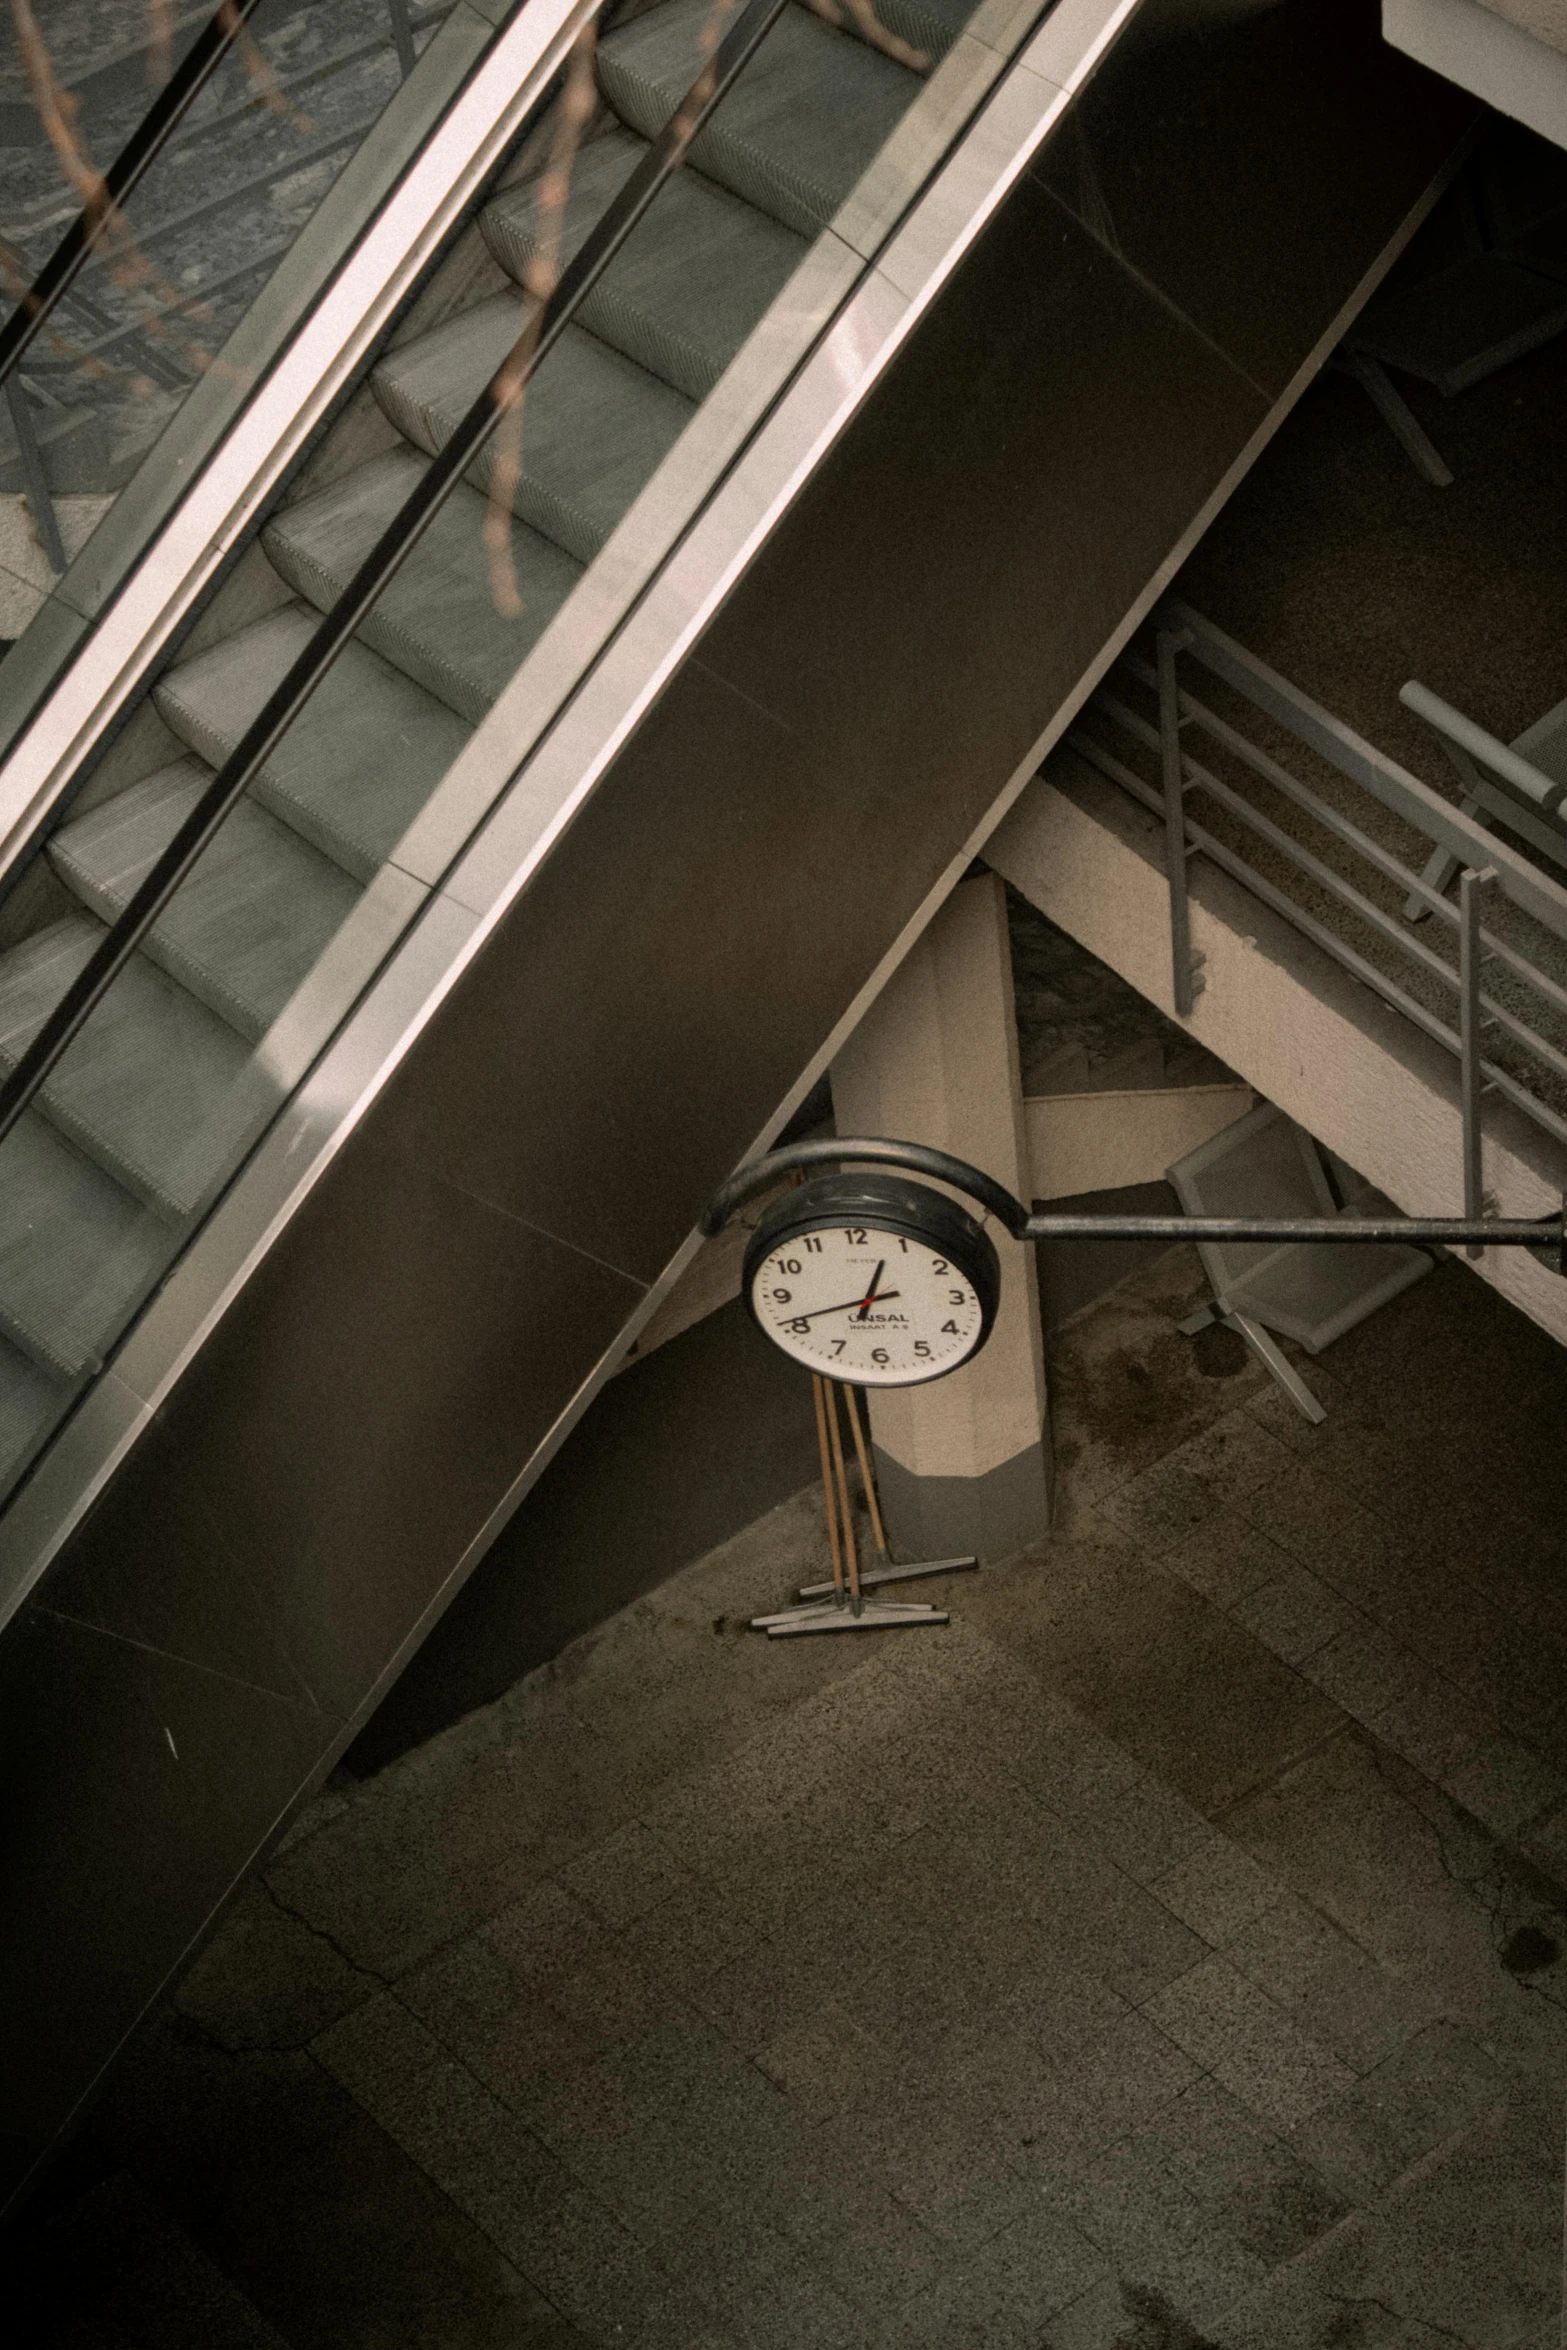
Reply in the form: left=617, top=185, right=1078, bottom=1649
left=742, top=1173, right=1000, bottom=1387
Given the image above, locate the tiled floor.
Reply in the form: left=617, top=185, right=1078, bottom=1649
left=11, top=1246, right=1567, bottom=2348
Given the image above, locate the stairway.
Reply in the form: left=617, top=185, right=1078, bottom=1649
left=0, top=0, right=979, bottom=1499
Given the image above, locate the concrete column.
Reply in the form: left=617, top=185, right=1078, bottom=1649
left=830, top=871, right=1050, bottom=1561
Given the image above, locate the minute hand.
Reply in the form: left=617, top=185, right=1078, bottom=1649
left=791, top=1288, right=902, bottom=1323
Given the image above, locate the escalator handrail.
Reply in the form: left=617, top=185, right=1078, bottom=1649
left=0, top=0, right=271, bottom=392
left=0, top=0, right=794, bottom=1154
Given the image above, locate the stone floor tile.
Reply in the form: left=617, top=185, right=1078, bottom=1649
left=555, top=1821, right=694, bottom=1929
left=1230, top=1562, right=1361, bottom=1668
left=1217, top=1888, right=1425, bottom=2075
left=171, top=1882, right=377, bottom=2056
left=1151, top=1835, right=1289, bottom=1946
left=1299, top=1623, right=1491, bottom=1779
left=1073, top=1772, right=1214, bottom=1887
left=1441, top=1734, right=1567, bottom=1845
left=1224, top=1729, right=1567, bottom=2075
left=396, top=1935, right=627, bottom=2108
left=1009, top=2010, right=1202, bottom=2172
left=1286, top=2022, right=1514, bottom=2204
left=1130, top=2074, right=1348, bottom=2266
left=1144, top=1955, right=1357, bottom=2129
left=1157, top=1509, right=1293, bottom=1610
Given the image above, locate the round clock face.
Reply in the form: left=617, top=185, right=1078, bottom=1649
left=747, top=1217, right=987, bottom=1386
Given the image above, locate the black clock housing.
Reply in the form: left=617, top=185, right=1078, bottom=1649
left=742, top=1172, right=1002, bottom=1382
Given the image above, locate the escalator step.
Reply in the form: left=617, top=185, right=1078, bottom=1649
left=0, top=916, right=255, bottom=1220
left=0, top=1111, right=166, bottom=1379
left=482, top=129, right=809, bottom=402
left=266, top=451, right=583, bottom=724
left=51, top=758, right=362, bottom=1043
left=156, top=606, right=471, bottom=885
left=0, top=1326, right=60, bottom=1491
left=373, top=308, right=693, bottom=563
left=598, top=0, right=916, bottom=240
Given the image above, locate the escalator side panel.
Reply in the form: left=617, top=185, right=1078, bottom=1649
left=0, top=0, right=1473, bottom=2212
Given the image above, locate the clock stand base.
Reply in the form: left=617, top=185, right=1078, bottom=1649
left=749, top=1377, right=954, bottom=1640
left=795, top=1554, right=977, bottom=1602
left=751, top=1595, right=950, bottom=1637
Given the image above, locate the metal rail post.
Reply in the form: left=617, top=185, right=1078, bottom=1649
left=1460, top=864, right=1497, bottom=1258
left=1157, top=624, right=1199, bottom=1018
left=387, top=0, right=418, bottom=76
left=3, top=378, right=66, bottom=576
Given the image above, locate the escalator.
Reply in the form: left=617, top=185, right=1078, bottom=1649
left=0, top=0, right=1473, bottom=2214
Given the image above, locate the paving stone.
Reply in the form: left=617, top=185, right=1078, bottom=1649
left=1009, top=2009, right=1203, bottom=2173
left=1053, top=2134, right=1270, bottom=2325
left=1230, top=1562, right=1361, bottom=1667
left=1297, top=1622, right=1491, bottom=1779
left=1286, top=2022, right=1515, bottom=2204
left=1143, top=1955, right=1358, bottom=2129
left=1225, top=1728, right=1567, bottom=2076
left=1441, top=1733, right=1567, bottom=1844
left=555, top=1819, right=695, bottom=1928
left=1131, top=2074, right=1348, bottom=2267
left=171, top=1882, right=376, bottom=2055
left=1157, top=1509, right=1293, bottom=1610
left=1151, top=1836, right=1289, bottom=1947
left=1217, top=1888, right=1425, bottom=2075
left=1098, top=1411, right=1297, bottom=1555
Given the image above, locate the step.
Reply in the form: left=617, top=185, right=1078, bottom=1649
left=481, top=130, right=809, bottom=402
left=50, top=758, right=361, bottom=1044
left=265, top=450, right=583, bottom=725
left=0, top=916, right=255, bottom=1220
left=597, top=0, right=917, bottom=240
left=0, top=1110, right=167, bottom=1378
left=0, top=1327, right=64, bottom=1494
left=155, top=606, right=471, bottom=884
left=6, top=2172, right=291, bottom=2349
left=373, top=306, right=693, bottom=563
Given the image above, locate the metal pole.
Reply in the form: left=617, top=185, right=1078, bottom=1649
left=4, top=379, right=66, bottom=577
left=1157, top=625, right=1197, bottom=1017
left=1460, top=865, right=1496, bottom=1259
left=387, top=0, right=418, bottom=76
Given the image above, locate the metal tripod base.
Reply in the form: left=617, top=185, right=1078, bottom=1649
left=795, top=1553, right=977, bottom=1601
left=751, top=1596, right=950, bottom=1638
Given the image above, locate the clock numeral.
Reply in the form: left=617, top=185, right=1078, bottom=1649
left=788, top=1318, right=810, bottom=1335
left=949, top=1289, right=967, bottom=1306
left=830, top=1339, right=846, bottom=1356
left=843, top=1227, right=867, bottom=1244
left=942, top=1320, right=961, bottom=1335
left=776, top=1257, right=802, bottom=1276
left=871, top=1348, right=890, bottom=1366
left=931, top=1259, right=948, bottom=1274
left=772, top=1288, right=792, bottom=1303
left=803, top=1235, right=823, bottom=1254
left=914, top=1340, right=931, bottom=1358
left=896, top=1237, right=909, bottom=1252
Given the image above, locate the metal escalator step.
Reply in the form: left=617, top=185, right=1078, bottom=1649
left=155, top=605, right=471, bottom=885
left=482, top=129, right=809, bottom=402
left=0, top=1326, right=60, bottom=1492
left=0, top=1110, right=166, bottom=1379
left=50, top=758, right=361, bottom=1044
left=266, top=451, right=583, bottom=725
left=0, top=916, right=259, bottom=1220
left=373, top=307, right=693, bottom=563
left=598, top=0, right=916, bottom=240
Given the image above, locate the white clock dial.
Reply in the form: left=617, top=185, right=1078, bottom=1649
left=748, top=1220, right=984, bottom=1386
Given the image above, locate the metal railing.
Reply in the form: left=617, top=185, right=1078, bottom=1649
left=0, top=0, right=795, bottom=1153
left=1065, top=602, right=1567, bottom=1237
left=0, top=0, right=441, bottom=577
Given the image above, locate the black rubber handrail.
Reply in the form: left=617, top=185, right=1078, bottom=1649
left=0, top=0, right=270, bottom=390
left=0, top=0, right=793, bottom=1152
